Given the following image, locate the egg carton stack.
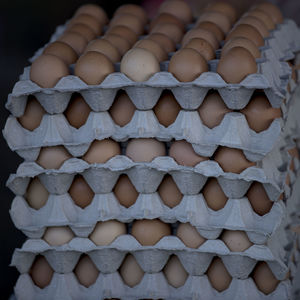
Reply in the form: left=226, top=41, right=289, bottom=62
left=4, top=1, right=300, bottom=299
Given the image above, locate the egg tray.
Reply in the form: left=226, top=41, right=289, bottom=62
left=13, top=272, right=292, bottom=300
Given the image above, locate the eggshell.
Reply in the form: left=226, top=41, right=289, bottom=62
left=119, top=254, right=144, bottom=287
left=150, top=23, right=183, bottom=44
left=204, top=2, right=237, bottom=23
left=221, top=230, right=252, bottom=252
left=104, top=34, right=131, bottom=56
left=43, top=41, right=78, bottom=65
left=68, top=13, right=102, bottom=35
left=58, top=32, right=88, bottom=55
left=25, top=177, right=49, bottom=210
left=30, top=54, right=69, bottom=88
left=74, top=51, right=114, bottom=85
left=169, top=140, right=208, bottom=167
left=113, top=175, right=138, bottom=208
left=74, top=255, right=99, bottom=287
left=168, top=48, right=208, bottom=82
left=213, top=146, right=256, bottom=173
left=288, top=147, right=299, bottom=171
left=147, top=33, right=176, bottom=53
left=202, top=178, right=228, bottom=211
left=237, top=16, right=269, bottom=38
left=184, top=38, right=215, bottom=61
left=158, top=175, right=183, bottom=208
left=36, top=146, right=71, bottom=169
left=114, top=4, right=147, bottom=25
left=126, top=138, right=166, bottom=162
left=149, top=13, right=185, bottom=32
left=106, top=25, right=138, bottom=46
left=163, top=256, right=188, bottom=287
left=121, top=48, right=160, bottom=82
left=217, top=47, right=257, bottom=83
left=253, top=3, right=283, bottom=24
left=74, top=4, right=108, bottom=25
left=131, top=219, right=171, bottom=245
left=89, top=220, right=127, bottom=246
left=68, top=175, right=95, bottom=209
left=134, top=39, right=168, bottom=62
left=82, top=139, right=121, bottom=164
left=29, top=256, right=54, bottom=288
left=196, top=21, right=224, bottom=42
left=110, top=13, right=144, bottom=36
left=182, top=28, right=219, bottom=50
left=197, top=12, right=231, bottom=34
left=246, top=9, right=275, bottom=30
left=66, top=23, right=96, bottom=41
left=43, top=226, right=74, bottom=246
left=198, top=91, right=232, bottom=128
left=176, top=223, right=206, bottom=248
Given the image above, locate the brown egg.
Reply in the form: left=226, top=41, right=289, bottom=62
left=158, top=175, right=183, bottom=208
left=131, top=219, right=171, bottom=245
left=36, top=146, right=71, bottom=169
left=197, top=12, right=231, bottom=34
left=182, top=28, right=219, bottom=50
left=253, top=3, right=283, bottom=24
left=119, top=254, right=144, bottom=287
left=103, top=34, right=131, bottom=56
left=202, top=178, right=228, bottom=211
left=204, top=2, right=237, bottom=24
left=163, top=256, right=188, bottom=287
left=198, top=91, right=232, bottom=128
left=74, top=51, right=114, bottom=85
left=74, top=4, right=108, bottom=25
left=184, top=38, right=215, bottom=61
left=126, top=138, right=166, bottom=162
left=226, top=24, right=264, bottom=47
left=158, top=0, right=193, bottom=24
left=30, top=256, right=54, bottom=288
left=64, top=93, right=91, bottom=128
left=134, top=39, right=168, bottom=62
left=176, top=223, right=206, bottom=248
left=66, top=23, right=96, bottom=42
left=18, top=96, right=45, bottom=131
left=238, top=16, right=269, bottom=38
left=246, top=10, right=275, bottom=31
left=68, top=175, right=94, bottom=209
left=109, top=13, right=144, bottom=36
left=30, top=54, right=69, bottom=88
left=246, top=182, right=273, bottom=216
left=147, top=33, right=176, bottom=53
left=221, top=230, right=252, bottom=252
left=58, top=32, right=88, bottom=55
left=217, top=47, right=257, bottom=83
left=89, top=220, right=126, bottom=245
left=196, top=21, right=224, bottom=42
left=120, top=48, right=160, bottom=82
left=106, top=25, right=138, bottom=46
left=25, top=177, right=49, bottom=210
left=168, top=48, right=208, bottom=82
left=206, top=257, right=232, bottom=292
left=43, top=41, right=78, bottom=65
left=114, top=4, right=147, bottom=25
left=68, top=14, right=102, bottom=35
left=83, top=139, right=121, bottom=164
left=252, top=262, right=279, bottom=294
left=150, top=23, right=183, bottom=44
left=214, top=146, right=256, bottom=173
left=149, top=13, right=185, bottom=32
left=222, top=37, right=260, bottom=59
left=43, top=226, right=74, bottom=246
left=113, top=175, right=138, bottom=208
left=74, top=255, right=99, bottom=287
left=85, top=39, right=121, bottom=63
left=153, top=90, right=181, bottom=126
left=169, top=140, right=208, bottom=167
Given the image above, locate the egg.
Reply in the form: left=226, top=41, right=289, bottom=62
left=168, top=48, right=208, bottom=82
left=252, top=262, right=279, bottom=294
left=68, top=175, right=94, bottom=209
left=43, top=41, right=78, bottom=65
left=113, top=175, right=138, bottom=208
left=198, top=91, right=232, bottom=128
left=74, top=51, right=114, bottom=85
left=206, top=257, right=232, bottom=292
left=158, top=175, right=183, bottom=208
left=202, top=178, right=228, bottom=211
left=85, top=39, right=121, bottom=63
left=246, top=9, right=275, bottom=31
left=196, top=21, right=224, bottom=42
left=158, top=0, right=193, bottom=24
left=36, top=146, right=71, bottom=169
left=131, top=219, right=171, bottom=245
left=253, top=3, right=283, bottom=24
left=246, top=182, right=273, bottom=216
left=109, top=13, right=144, bottom=36
left=176, top=223, right=206, bottom=248
left=120, top=48, right=160, bottom=82
left=74, top=255, right=99, bottom=287
left=66, top=23, right=96, bottom=42
left=153, top=90, right=181, bottom=126
left=30, top=54, right=69, bottom=88
left=29, top=256, right=54, bottom=288
left=68, top=14, right=102, bottom=35
left=119, top=254, right=144, bottom=287
left=43, top=226, right=74, bottom=246
left=217, top=47, right=257, bottom=83
left=237, top=16, right=269, bottom=38
left=222, top=37, right=260, bottom=59
left=184, top=38, right=215, bottom=61
left=241, top=93, right=282, bottom=132
left=150, top=23, right=183, bottom=44
left=204, top=2, right=237, bottom=24
left=196, top=12, right=231, bottom=34
left=104, top=34, right=131, bottom=55
left=182, top=28, right=219, bottom=50
left=114, top=4, right=147, bottom=25
left=149, top=13, right=185, bottom=32
left=74, top=4, right=108, bottom=25
left=89, top=220, right=126, bottom=245
left=147, top=33, right=176, bottom=53
left=82, top=139, right=121, bottom=164
left=134, top=39, right=168, bottom=62
left=163, top=255, right=188, bottom=287
left=126, top=138, right=166, bottom=162
left=221, top=230, right=252, bottom=252
left=25, top=177, right=49, bottom=210
left=213, top=146, right=256, bottom=173
left=169, top=140, right=208, bottom=167
left=106, top=25, right=138, bottom=46
left=58, top=32, right=88, bottom=55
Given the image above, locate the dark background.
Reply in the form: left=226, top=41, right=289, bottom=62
left=1, top=0, right=300, bottom=298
